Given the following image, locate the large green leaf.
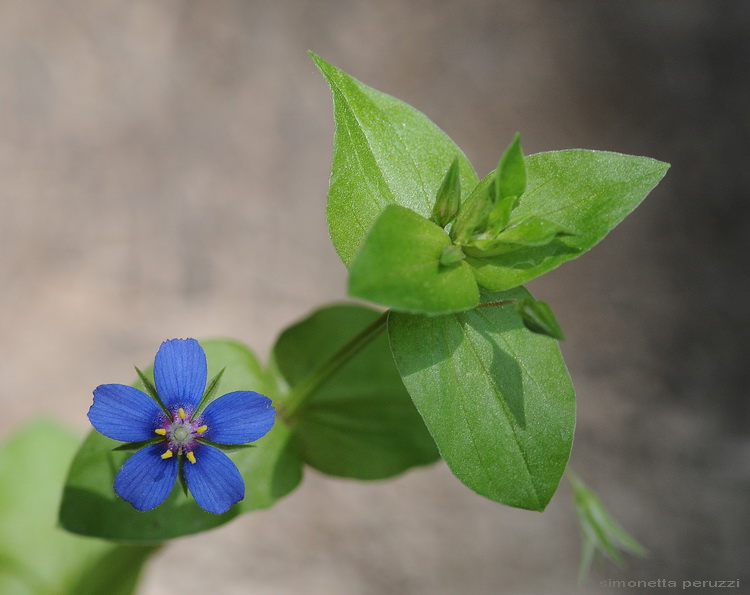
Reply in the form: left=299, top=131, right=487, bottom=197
left=59, top=340, right=302, bottom=542
left=312, top=53, right=478, bottom=267
left=0, top=419, right=156, bottom=594
left=273, top=304, right=439, bottom=479
left=467, top=150, right=669, bottom=290
left=388, top=288, right=575, bottom=511
left=348, top=205, right=479, bottom=314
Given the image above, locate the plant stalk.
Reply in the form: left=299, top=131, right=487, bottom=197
left=282, top=310, right=389, bottom=418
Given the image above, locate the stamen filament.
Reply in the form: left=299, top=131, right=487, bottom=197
left=186, top=451, right=197, bottom=464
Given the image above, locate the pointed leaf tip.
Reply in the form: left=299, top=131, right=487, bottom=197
left=315, top=56, right=478, bottom=266
left=496, top=133, right=526, bottom=202
left=308, top=50, right=325, bottom=69
left=431, top=157, right=462, bottom=227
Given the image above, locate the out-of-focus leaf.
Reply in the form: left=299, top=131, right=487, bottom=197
left=0, top=419, right=156, bottom=594
left=570, top=473, right=647, bottom=581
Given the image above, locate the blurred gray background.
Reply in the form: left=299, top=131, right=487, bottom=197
left=1, top=1, right=748, bottom=593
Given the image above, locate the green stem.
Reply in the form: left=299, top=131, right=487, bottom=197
left=477, top=299, right=517, bottom=309
left=282, top=310, right=390, bottom=418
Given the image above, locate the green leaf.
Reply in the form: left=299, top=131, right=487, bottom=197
left=60, top=430, right=234, bottom=542
left=60, top=340, right=302, bottom=542
left=68, top=544, right=158, bottom=595
left=494, top=132, right=526, bottom=202
left=388, top=287, right=576, bottom=510
left=431, top=157, right=461, bottom=227
left=234, top=420, right=302, bottom=514
left=312, top=53, right=479, bottom=266
left=515, top=298, right=566, bottom=340
left=0, top=419, right=156, bottom=594
left=466, top=150, right=669, bottom=290
left=273, top=303, right=440, bottom=479
left=569, top=473, right=647, bottom=581
left=348, top=204, right=479, bottom=314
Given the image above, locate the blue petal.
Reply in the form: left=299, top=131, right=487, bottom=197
left=114, top=443, right=178, bottom=511
left=184, top=444, right=244, bottom=514
left=201, top=391, right=275, bottom=444
left=88, top=384, right=166, bottom=442
left=153, top=338, right=207, bottom=412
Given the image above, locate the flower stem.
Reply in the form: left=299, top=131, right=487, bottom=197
left=282, top=310, right=389, bottom=418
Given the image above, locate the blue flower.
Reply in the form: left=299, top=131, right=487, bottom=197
left=87, top=338, right=275, bottom=514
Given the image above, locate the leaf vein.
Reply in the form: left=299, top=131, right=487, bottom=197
left=467, top=309, right=543, bottom=508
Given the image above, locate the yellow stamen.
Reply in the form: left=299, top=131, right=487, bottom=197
left=154, top=428, right=167, bottom=436
left=186, top=451, right=197, bottom=464
left=161, top=450, right=174, bottom=459
left=196, top=425, right=208, bottom=434
left=178, top=408, right=187, bottom=419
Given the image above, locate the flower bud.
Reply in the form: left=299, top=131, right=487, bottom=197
left=431, top=157, right=461, bottom=228
left=515, top=298, right=565, bottom=340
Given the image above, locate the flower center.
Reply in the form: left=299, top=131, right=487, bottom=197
left=166, top=413, right=199, bottom=450
left=155, top=407, right=209, bottom=463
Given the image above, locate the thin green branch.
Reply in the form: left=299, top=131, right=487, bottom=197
left=282, top=310, right=389, bottom=418
left=476, top=299, right=518, bottom=309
